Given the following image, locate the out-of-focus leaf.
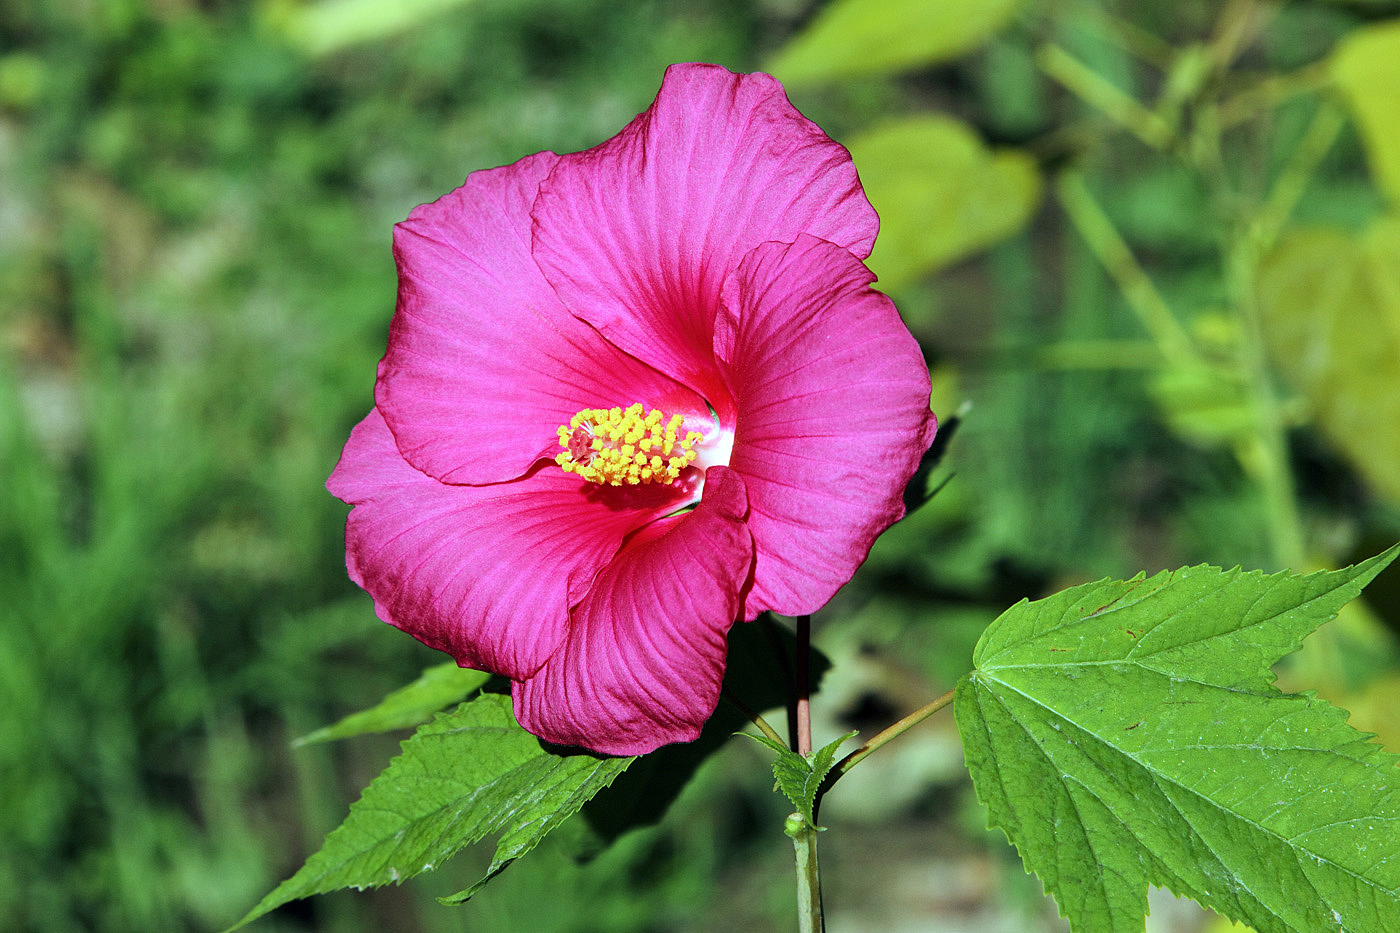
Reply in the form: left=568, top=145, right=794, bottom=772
left=293, top=662, right=490, bottom=746
left=229, top=694, right=632, bottom=928
left=957, top=546, right=1400, bottom=933
left=1149, top=312, right=1255, bottom=448
left=1331, top=19, right=1400, bottom=204
left=767, top=0, right=1023, bottom=85
left=1256, top=217, right=1400, bottom=503
left=845, top=116, right=1041, bottom=291
left=1148, top=364, right=1253, bottom=448
left=263, top=0, right=478, bottom=57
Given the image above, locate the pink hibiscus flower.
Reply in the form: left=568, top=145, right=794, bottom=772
left=327, top=63, right=937, bottom=756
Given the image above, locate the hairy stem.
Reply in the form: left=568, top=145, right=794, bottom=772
left=788, top=814, right=822, bottom=933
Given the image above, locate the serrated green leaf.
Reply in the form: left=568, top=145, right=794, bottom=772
left=767, top=0, right=1023, bottom=85
left=806, top=731, right=857, bottom=811
left=230, top=693, right=632, bottom=929
left=1331, top=19, right=1400, bottom=204
left=845, top=116, right=1042, bottom=291
left=1256, top=218, right=1400, bottom=504
left=744, top=730, right=856, bottom=825
left=294, top=662, right=491, bottom=746
left=956, top=547, right=1400, bottom=933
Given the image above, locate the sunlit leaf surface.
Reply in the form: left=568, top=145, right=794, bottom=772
left=294, top=662, right=491, bottom=746
left=1332, top=20, right=1400, bottom=205
left=233, top=694, right=632, bottom=928
left=767, top=0, right=1022, bottom=85
left=1257, top=217, right=1400, bottom=504
left=845, top=116, right=1041, bottom=291
left=956, top=547, right=1400, bottom=933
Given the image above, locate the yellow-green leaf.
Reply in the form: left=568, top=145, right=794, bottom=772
left=263, top=0, right=478, bottom=57
left=957, top=548, right=1400, bottom=933
left=293, top=662, right=490, bottom=746
left=845, top=116, right=1041, bottom=291
left=768, top=0, right=1023, bottom=85
left=1256, top=217, right=1400, bottom=502
left=1330, top=18, right=1400, bottom=204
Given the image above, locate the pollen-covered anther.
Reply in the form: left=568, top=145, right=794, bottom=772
left=555, top=403, right=703, bottom=486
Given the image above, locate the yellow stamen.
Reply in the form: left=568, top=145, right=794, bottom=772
left=555, top=403, right=704, bottom=486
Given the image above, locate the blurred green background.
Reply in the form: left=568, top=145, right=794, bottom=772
left=3, top=0, right=1399, bottom=930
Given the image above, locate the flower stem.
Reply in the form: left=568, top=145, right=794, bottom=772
left=720, top=687, right=785, bottom=746
left=787, top=813, right=823, bottom=933
left=826, top=687, right=957, bottom=786
left=795, top=615, right=812, bottom=757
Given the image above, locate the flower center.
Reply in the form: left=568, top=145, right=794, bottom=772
left=555, top=403, right=706, bottom=486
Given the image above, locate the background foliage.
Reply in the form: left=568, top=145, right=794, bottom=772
left=2, top=0, right=1398, bottom=930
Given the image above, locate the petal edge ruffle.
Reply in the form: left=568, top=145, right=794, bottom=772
left=715, top=235, right=936, bottom=618
left=514, top=466, right=753, bottom=755
left=532, top=63, right=878, bottom=419
left=378, top=152, right=708, bottom=485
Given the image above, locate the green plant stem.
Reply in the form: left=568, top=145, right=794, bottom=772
left=1037, top=43, right=1175, bottom=150
left=1217, top=63, right=1330, bottom=129
left=1036, top=339, right=1163, bottom=371
left=1055, top=171, right=1199, bottom=369
left=1206, top=0, right=1273, bottom=74
left=721, top=688, right=785, bottom=747
left=826, top=687, right=957, bottom=786
left=1225, top=232, right=1306, bottom=569
left=789, top=614, right=820, bottom=930
left=1255, top=102, right=1346, bottom=251
left=1061, top=0, right=1176, bottom=69
left=787, top=813, right=822, bottom=933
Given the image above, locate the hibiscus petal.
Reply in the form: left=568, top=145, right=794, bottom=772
left=715, top=235, right=937, bottom=617
left=532, top=63, right=877, bottom=414
left=379, top=151, right=707, bottom=485
left=327, top=408, right=671, bottom=680
left=514, top=467, right=754, bottom=755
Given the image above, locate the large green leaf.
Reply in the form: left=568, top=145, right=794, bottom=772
left=1256, top=217, right=1400, bottom=503
left=294, top=662, right=491, bottom=746
left=845, top=116, right=1042, bottom=291
left=1331, top=19, right=1400, bottom=204
left=956, top=547, right=1400, bottom=933
left=767, top=0, right=1023, bottom=85
left=231, top=693, right=632, bottom=928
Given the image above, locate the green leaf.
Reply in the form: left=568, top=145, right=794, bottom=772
left=1331, top=19, right=1400, bottom=204
left=230, top=694, right=632, bottom=929
left=767, top=0, right=1023, bottom=85
left=845, top=116, right=1042, bottom=291
left=1256, top=217, right=1400, bottom=503
left=745, top=730, right=856, bottom=826
left=294, top=662, right=491, bottom=746
left=267, top=0, right=479, bottom=58
left=956, top=547, right=1400, bottom=933
left=576, top=615, right=833, bottom=846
